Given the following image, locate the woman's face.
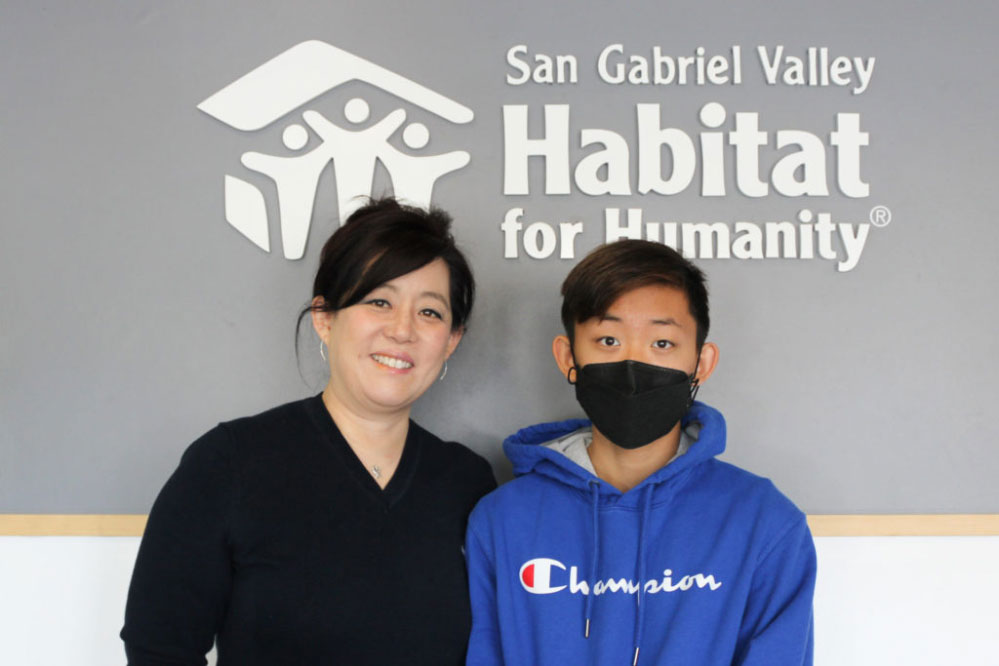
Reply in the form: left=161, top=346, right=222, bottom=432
left=313, top=259, right=462, bottom=419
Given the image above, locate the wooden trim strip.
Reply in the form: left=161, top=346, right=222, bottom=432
left=806, top=514, right=999, bottom=537
left=0, top=514, right=147, bottom=536
left=1, top=514, right=998, bottom=537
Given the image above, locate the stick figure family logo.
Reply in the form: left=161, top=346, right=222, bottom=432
left=197, top=40, right=474, bottom=259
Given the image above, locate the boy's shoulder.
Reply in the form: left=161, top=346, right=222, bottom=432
left=690, top=458, right=809, bottom=546
left=701, top=458, right=804, bottom=512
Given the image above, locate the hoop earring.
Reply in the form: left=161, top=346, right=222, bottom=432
left=438, top=360, right=448, bottom=382
left=319, top=340, right=327, bottom=362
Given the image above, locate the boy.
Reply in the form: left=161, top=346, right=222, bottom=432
left=466, top=240, right=815, bottom=665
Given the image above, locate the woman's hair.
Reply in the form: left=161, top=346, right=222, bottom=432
left=297, top=198, right=474, bottom=343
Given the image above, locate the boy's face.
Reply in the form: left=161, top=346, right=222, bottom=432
left=553, top=283, right=718, bottom=385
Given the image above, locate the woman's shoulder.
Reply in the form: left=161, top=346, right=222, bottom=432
left=410, top=421, right=486, bottom=463
left=183, top=395, right=323, bottom=465
left=409, top=421, right=497, bottom=490
left=224, top=393, right=315, bottom=425
left=218, top=394, right=320, bottom=438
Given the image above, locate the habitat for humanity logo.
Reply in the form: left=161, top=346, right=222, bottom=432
left=197, top=40, right=473, bottom=259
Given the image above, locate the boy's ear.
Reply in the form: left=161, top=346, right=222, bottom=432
left=552, top=335, right=576, bottom=380
left=694, top=342, right=719, bottom=385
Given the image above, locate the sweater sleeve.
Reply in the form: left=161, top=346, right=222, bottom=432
left=734, top=514, right=817, bottom=666
left=465, top=506, right=504, bottom=666
left=120, top=426, right=236, bottom=665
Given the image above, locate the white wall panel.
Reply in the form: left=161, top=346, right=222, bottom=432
left=2, top=536, right=997, bottom=665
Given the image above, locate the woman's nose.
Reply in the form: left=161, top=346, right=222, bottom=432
left=385, top=309, right=415, bottom=342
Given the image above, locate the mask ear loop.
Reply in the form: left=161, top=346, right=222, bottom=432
left=688, top=349, right=703, bottom=405
left=566, top=342, right=579, bottom=385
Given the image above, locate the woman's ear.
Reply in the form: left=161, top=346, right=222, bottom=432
left=310, top=296, right=330, bottom=343
left=445, top=327, right=464, bottom=360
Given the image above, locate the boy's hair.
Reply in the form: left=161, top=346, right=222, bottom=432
left=560, top=239, right=710, bottom=349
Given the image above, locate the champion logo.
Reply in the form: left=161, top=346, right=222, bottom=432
left=198, top=40, right=473, bottom=259
left=520, top=558, right=567, bottom=594
left=519, top=557, right=723, bottom=596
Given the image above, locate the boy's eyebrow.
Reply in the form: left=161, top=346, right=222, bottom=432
left=597, top=314, right=683, bottom=327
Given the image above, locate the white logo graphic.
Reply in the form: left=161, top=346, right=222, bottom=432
left=519, top=557, right=723, bottom=596
left=198, top=40, right=474, bottom=259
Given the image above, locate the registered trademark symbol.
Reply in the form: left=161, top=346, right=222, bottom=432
left=870, top=205, right=892, bottom=227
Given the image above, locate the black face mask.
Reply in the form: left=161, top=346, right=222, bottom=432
left=569, top=360, right=698, bottom=450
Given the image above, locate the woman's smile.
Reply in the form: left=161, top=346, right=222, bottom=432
left=371, top=353, right=415, bottom=370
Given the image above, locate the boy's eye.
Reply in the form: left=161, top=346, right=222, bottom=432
left=597, top=336, right=619, bottom=347
left=653, top=340, right=673, bottom=349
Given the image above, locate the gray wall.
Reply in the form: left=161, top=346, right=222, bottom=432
left=2, top=0, right=997, bottom=514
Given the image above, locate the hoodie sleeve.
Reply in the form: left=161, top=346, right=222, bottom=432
left=465, top=506, right=504, bottom=666
left=120, top=426, right=235, bottom=665
left=734, top=514, right=817, bottom=666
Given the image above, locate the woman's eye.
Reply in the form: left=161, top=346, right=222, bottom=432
left=653, top=339, right=674, bottom=349
left=597, top=336, right=619, bottom=347
left=366, top=298, right=390, bottom=308
left=420, top=308, right=443, bottom=320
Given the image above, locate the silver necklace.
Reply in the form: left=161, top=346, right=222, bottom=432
left=371, top=465, right=382, bottom=479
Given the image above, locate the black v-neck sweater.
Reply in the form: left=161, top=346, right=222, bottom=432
left=122, top=395, right=496, bottom=665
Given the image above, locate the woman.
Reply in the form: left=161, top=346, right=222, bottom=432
left=121, top=198, right=496, bottom=665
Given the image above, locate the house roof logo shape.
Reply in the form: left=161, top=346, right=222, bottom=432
left=198, top=40, right=474, bottom=259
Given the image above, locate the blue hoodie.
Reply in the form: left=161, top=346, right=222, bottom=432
left=466, top=402, right=815, bottom=665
